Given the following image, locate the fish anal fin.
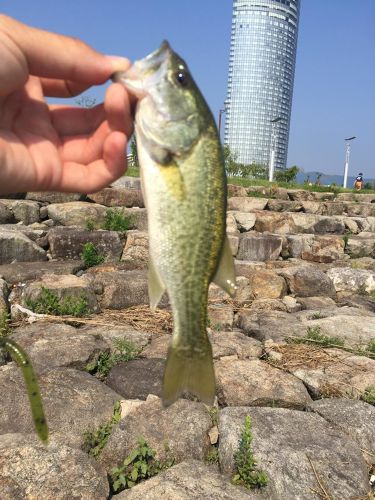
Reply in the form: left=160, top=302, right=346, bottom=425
left=213, top=235, right=237, bottom=297
left=148, top=258, right=166, bottom=309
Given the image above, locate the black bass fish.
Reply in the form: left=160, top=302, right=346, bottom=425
left=113, top=41, right=236, bottom=406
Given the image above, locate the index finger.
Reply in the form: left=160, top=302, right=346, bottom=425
left=0, top=15, right=130, bottom=93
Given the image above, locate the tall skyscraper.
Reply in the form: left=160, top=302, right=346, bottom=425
left=224, top=0, right=300, bottom=170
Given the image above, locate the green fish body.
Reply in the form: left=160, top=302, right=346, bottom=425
left=114, top=42, right=236, bottom=406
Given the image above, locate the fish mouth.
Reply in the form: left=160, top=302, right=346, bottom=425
left=112, top=41, right=171, bottom=97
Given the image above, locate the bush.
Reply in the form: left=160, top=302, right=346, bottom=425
left=26, top=287, right=89, bottom=317
left=103, top=209, right=132, bottom=232
left=81, top=242, right=105, bottom=268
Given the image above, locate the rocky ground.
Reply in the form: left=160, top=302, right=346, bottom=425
left=0, top=178, right=374, bottom=499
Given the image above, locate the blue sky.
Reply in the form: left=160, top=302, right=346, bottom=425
left=2, top=1, right=374, bottom=178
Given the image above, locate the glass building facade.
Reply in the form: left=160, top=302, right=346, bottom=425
left=224, top=0, right=300, bottom=170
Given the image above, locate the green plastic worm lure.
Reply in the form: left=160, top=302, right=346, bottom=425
left=0, top=337, right=48, bottom=443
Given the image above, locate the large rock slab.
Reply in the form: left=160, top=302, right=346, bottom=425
left=231, top=211, right=256, bottom=232
left=106, top=358, right=165, bottom=399
left=266, top=199, right=303, bottom=212
left=228, top=197, right=268, bottom=212
left=301, top=235, right=345, bottom=263
left=22, top=273, right=100, bottom=314
left=308, top=398, right=375, bottom=458
left=121, top=230, right=149, bottom=265
left=279, top=266, right=336, bottom=297
left=26, top=191, right=85, bottom=203
left=0, top=229, right=47, bottom=264
left=0, top=365, right=122, bottom=448
left=99, top=397, right=212, bottom=471
left=235, top=309, right=304, bottom=342
left=237, top=233, right=282, bottom=261
left=47, top=201, right=108, bottom=227
left=11, top=322, right=109, bottom=371
left=215, top=359, right=312, bottom=409
left=0, top=260, right=83, bottom=285
left=48, top=227, right=123, bottom=262
left=209, top=331, right=263, bottom=360
left=119, top=460, right=256, bottom=500
left=87, top=186, right=144, bottom=207
left=0, top=199, right=40, bottom=225
left=345, top=233, right=375, bottom=258
left=327, top=266, right=375, bottom=293
left=0, top=202, right=14, bottom=223
left=219, top=407, right=370, bottom=499
left=92, top=269, right=151, bottom=309
left=247, top=269, right=287, bottom=299
left=0, top=433, right=109, bottom=500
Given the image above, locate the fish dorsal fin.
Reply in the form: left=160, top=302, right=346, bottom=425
left=213, top=235, right=237, bottom=297
left=148, top=257, right=166, bottom=309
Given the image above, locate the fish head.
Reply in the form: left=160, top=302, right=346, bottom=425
left=113, top=41, right=209, bottom=162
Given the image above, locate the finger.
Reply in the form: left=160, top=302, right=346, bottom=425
left=0, top=15, right=130, bottom=92
left=51, top=104, right=106, bottom=136
left=56, top=131, right=127, bottom=192
left=40, top=78, right=92, bottom=98
left=105, top=83, right=134, bottom=138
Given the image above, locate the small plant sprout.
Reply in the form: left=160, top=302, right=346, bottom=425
left=81, top=242, right=105, bottom=268
left=232, top=415, right=268, bottom=489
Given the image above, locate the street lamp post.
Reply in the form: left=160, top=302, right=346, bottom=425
left=343, top=136, right=356, bottom=188
left=268, top=117, right=282, bottom=182
left=218, top=100, right=230, bottom=137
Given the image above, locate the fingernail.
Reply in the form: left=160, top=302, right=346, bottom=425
left=106, top=55, right=132, bottom=72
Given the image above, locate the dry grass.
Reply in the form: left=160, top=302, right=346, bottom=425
left=266, top=343, right=340, bottom=371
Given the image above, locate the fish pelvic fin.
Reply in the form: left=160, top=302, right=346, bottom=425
left=162, top=338, right=215, bottom=407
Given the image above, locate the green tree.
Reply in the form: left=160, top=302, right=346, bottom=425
left=223, top=144, right=241, bottom=176
left=275, top=165, right=300, bottom=183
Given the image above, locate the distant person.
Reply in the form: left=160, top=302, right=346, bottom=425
left=354, top=173, right=364, bottom=191
left=0, top=15, right=134, bottom=195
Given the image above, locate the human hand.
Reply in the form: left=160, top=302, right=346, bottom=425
left=0, top=15, right=134, bottom=195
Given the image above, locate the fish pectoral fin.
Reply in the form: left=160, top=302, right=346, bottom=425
left=148, top=257, right=166, bottom=309
left=212, top=235, right=237, bottom=297
left=162, top=339, right=215, bottom=407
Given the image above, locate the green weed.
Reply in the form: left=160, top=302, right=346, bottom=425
left=361, top=386, right=375, bottom=406
left=86, top=338, right=142, bottom=380
left=85, top=219, right=95, bottom=231
left=103, top=209, right=132, bottom=232
left=288, top=326, right=344, bottom=348
left=367, top=339, right=375, bottom=353
left=205, top=447, right=219, bottom=464
left=110, top=438, right=175, bottom=492
left=81, top=242, right=105, bottom=268
left=0, top=310, right=11, bottom=338
left=83, top=401, right=122, bottom=458
left=26, top=287, right=89, bottom=317
left=232, top=415, right=268, bottom=489
left=309, top=312, right=324, bottom=320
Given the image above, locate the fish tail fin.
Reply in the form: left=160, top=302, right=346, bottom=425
left=162, top=338, right=215, bottom=407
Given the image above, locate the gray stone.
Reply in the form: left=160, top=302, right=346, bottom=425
left=208, top=304, right=234, bottom=330
left=301, top=235, right=345, bottom=263
left=120, top=207, right=148, bottom=231
left=327, top=267, right=375, bottom=293
left=0, top=365, right=122, bottom=448
left=219, top=407, right=370, bottom=499
left=254, top=212, right=294, bottom=234
left=280, top=266, right=336, bottom=297
left=119, top=460, right=257, bottom=500
left=22, top=273, right=100, bottom=314
left=81, top=325, right=152, bottom=351
left=111, top=175, right=141, bottom=190
left=267, top=199, right=303, bottom=212
left=48, top=227, right=123, bottom=262
left=228, top=197, right=268, bottom=212
left=209, top=330, right=262, bottom=359
left=234, top=260, right=266, bottom=278
left=237, top=233, right=282, bottom=261
left=297, top=296, right=337, bottom=310
left=0, top=433, right=109, bottom=500
left=291, top=349, right=375, bottom=399
left=140, top=335, right=171, bottom=359
left=287, top=189, right=313, bottom=201
left=249, top=298, right=287, bottom=312
left=215, top=358, right=312, bottom=409
left=47, top=201, right=108, bottom=227
left=93, top=269, right=151, bottom=309
left=0, top=224, right=46, bottom=241
left=87, top=186, right=144, bottom=207
left=0, top=278, right=9, bottom=315
left=0, top=202, right=13, bottom=223
left=232, top=211, right=257, bottom=232
left=0, top=199, right=40, bottom=225
left=346, top=233, right=375, bottom=258
left=209, top=277, right=252, bottom=306
left=99, top=397, right=212, bottom=471
left=11, top=322, right=109, bottom=371
left=106, top=358, right=165, bottom=399
left=226, top=212, right=240, bottom=235
left=235, top=309, right=304, bottom=342
left=0, top=229, right=47, bottom=264
left=247, top=269, right=287, bottom=299
left=228, top=184, right=248, bottom=197
left=121, top=230, right=149, bottom=265
left=228, top=234, right=240, bottom=255
left=0, top=260, right=83, bottom=285
left=26, top=191, right=85, bottom=203
left=308, top=398, right=375, bottom=458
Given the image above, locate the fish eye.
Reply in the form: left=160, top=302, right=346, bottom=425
left=176, top=71, right=188, bottom=86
